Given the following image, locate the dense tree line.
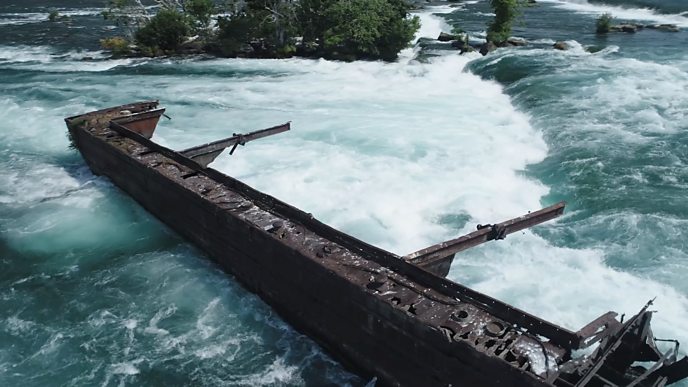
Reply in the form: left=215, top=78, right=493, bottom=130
left=101, top=0, right=420, bottom=61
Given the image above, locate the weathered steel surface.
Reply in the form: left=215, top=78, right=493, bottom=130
left=406, top=202, right=566, bottom=277
left=65, top=102, right=688, bottom=387
left=111, top=108, right=165, bottom=139
left=179, top=123, right=291, bottom=167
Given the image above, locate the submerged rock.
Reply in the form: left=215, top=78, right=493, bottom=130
left=448, top=38, right=474, bottom=54
left=553, top=41, right=570, bottom=50
left=609, top=23, right=642, bottom=33
left=601, top=22, right=681, bottom=35
left=585, top=45, right=605, bottom=54
left=646, top=24, right=680, bottom=32
left=460, top=45, right=475, bottom=54
left=623, top=24, right=641, bottom=33
left=450, top=39, right=464, bottom=49
left=479, top=41, right=497, bottom=56
left=506, top=37, right=527, bottom=46
left=605, top=22, right=679, bottom=34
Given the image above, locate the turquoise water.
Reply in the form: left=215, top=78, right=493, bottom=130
left=1, top=0, right=687, bottom=385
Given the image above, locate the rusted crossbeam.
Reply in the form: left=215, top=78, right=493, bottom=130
left=405, top=202, right=566, bottom=277
left=180, top=122, right=290, bottom=167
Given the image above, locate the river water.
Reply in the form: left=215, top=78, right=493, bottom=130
left=1, top=0, right=686, bottom=385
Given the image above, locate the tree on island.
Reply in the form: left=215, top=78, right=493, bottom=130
left=183, top=0, right=215, bottom=36
left=213, top=0, right=300, bottom=58
left=596, top=13, right=613, bottom=34
left=296, top=0, right=419, bottom=61
left=102, top=0, right=215, bottom=55
left=101, top=0, right=419, bottom=61
left=135, top=8, right=190, bottom=52
left=486, top=0, right=524, bottom=45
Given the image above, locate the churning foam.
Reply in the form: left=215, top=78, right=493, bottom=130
left=539, top=0, right=688, bottom=27
left=0, top=9, right=104, bottom=26
left=188, top=54, right=547, bottom=254
left=414, top=5, right=457, bottom=41
left=0, top=45, right=55, bottom=63
left=0, top=45, right=133, bottom=72
left=464, top=27, right=688, bottom=350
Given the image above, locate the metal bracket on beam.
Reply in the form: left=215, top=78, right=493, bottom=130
left=405, top=202, right=566, bottom=277
left=180, top=122, right=290, bottom=167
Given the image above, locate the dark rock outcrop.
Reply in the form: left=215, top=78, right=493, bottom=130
left=178, top=39, right=206, bottom=55
left=553, top=41, right=570, bottom=50
left=506, top=37, right=527, bottom=46
left=479, top=41, right=497, bottom=55
left=449, top=38, right=475, bottom=54
left=610, top=24, right=641, bottom=33
left=607, top=23, right=680, bottom=33
left=460, top=45, right=475, bottom=54
left=646, top=24, right=680, bottom=32
left=437, top=32, right=459, bottom=42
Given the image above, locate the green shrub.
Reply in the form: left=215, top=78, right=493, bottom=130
left=248, top=0, right=298, bottom=49
left=215, top=13, right=256, bottom=56
left=373, top=0, right=421, bottom=61
left=297, top=0, right=330, bottom=44
left=596, top=13, right=613, bottom=34
left=216, top=1, right=299, bottom=57
left=135, top=9, right=190, bottom=52
left=276, top=44, right=296, bottom=57
left=100, top=36, right=131, bottom=56
left=184, top=0, right=214, bottom=36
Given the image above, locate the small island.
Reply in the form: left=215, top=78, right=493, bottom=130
left=100, top=0, right=421, bottom=62
left=99, top=0, right=532, bottom=61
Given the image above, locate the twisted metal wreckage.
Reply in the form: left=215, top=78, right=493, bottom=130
left=65, top=102, right=688, bottom=386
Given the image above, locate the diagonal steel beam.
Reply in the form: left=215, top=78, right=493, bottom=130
left=180, top=122, right=291, bottom=167
left=405, top=202, right=566, bottom=276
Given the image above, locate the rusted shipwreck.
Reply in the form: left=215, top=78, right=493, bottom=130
left=65, top=101, right=688, bottom=387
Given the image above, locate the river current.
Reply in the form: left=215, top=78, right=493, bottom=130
left=0, top=0, right=687, bottom=385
